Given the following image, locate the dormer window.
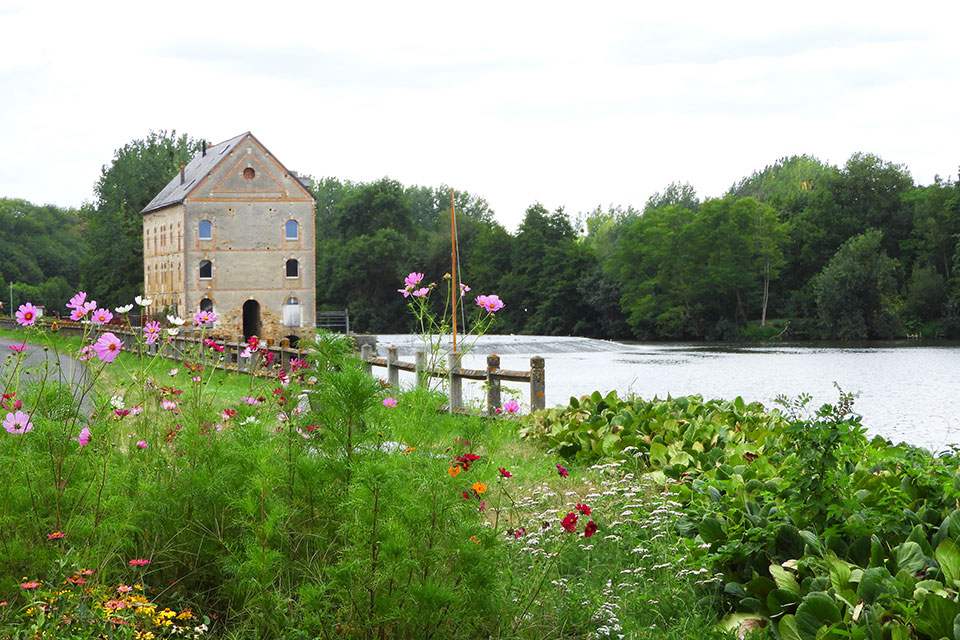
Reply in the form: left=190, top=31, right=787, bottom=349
left=198, top=220, right=212, bottom=240
left=285, top=219, right=299, bottom=240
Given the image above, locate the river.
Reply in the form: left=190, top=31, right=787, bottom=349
left=373, top=334, right=960, bottom=452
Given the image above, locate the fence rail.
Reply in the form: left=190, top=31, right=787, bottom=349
left=359, top=342, right=545, bottom=414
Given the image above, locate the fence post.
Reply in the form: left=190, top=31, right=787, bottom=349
left=486, top=354, right=501, bottom=415
left=360, top=344, right=373, bottom=375
left=448, top=352, right=462, bottom=412
left=530, top=356, right=545, bottom=411
left=280, top=339, right=290, bottom=370
left=415, top=350, right=427, bottom=388
left=387, top=346, right=399, bottom=388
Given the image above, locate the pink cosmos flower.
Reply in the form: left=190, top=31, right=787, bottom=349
left=67, top=292, right=85, bottom=310
left=241, top=396, right=258, bottom=405
left=93, top=333, right=122, bottom=363
left=3, top=410, right=33, bottom=434
left=117, top=584, right=132, bottom=593
left=161, top=400, right=177, bottom=411
left=193, top=310, right=217, bottom=326
left=69, top=308, right=85, bottom=321
left=556, top=464, right=568, bottom=478
left=503, top=400, right=520, bottom=414
left=15, top=302, right=39, bottom=327
left=8, top=345, right=26, bottom=354
left=130, top=406, right=143, bottom=415
left=411, top=287, right=430, bottom=297
left=92, top=308, right=114, bottom=324
left=404, top=272, right=424, bottom=288
left=143, top=321, right=161, bottom=344
left=47, top=531, right=66, bottom=539
left=382, top=397, right=397, bottom=408
left=77, top=345, right=96, bottom=361
left=475, top=294, right=505, bottom=314
left=128, top=558, right=150, bottom=567
left=78, top=427, right=91, bottom=447
left=460, top=283, right=471, bottom=296
left=136, top=440, right=148, bottom=449
left=20, top=581, right=40, bottom=589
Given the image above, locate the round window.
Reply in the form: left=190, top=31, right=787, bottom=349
left=243, top=167, right=256, bottom=180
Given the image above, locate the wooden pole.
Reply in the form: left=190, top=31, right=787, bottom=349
left=450, top=187, right=458, bottom=354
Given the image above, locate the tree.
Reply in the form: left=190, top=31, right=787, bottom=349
left=644, top=182, right=700, bottom=213
left=81, top=131, right=200, bottom=306
left=815, top=229, right=901, bottom=339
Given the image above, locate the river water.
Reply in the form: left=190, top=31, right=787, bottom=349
left=373, top=335, right=960, bottom=452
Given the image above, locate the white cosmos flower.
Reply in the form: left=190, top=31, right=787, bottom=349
left=167, top=315, right=185, bottom=326
left=166, top=328, right=180, bottom=337
left=114, top=304, right=133, bottom=314
left=134, top=295, right=153, bottom=306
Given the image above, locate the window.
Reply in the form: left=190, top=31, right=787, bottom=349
left=199, top=260, right=212, bottom=280
left=243, top=167, right=256, bottom=180
left=198, top=220, right=212, bottom=240
left=285, top=259, right=299, bottom=278
left=199, top=298, right=213, bottom=312
left=285, top=219, right=299, bottom=240
left=283, top=297, right=301, bottom=328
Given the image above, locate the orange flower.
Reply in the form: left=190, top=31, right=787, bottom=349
left=472, top=482, right=487, bottom=495
left=470, top=535, right=480, bottom=545
left=447, top=466, right=461, bottom=477
left=402, top=446, right=415, bottom=454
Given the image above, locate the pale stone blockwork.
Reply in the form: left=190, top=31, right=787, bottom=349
left=141, top=132, right=316, bottom=342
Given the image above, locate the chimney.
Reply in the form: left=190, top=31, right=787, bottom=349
left=180, top=163, right=185, bottom=185
left=202, top=140, right=206, bottom=157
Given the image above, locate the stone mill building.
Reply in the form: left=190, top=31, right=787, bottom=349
left=141, top=132, right=316, bottom=342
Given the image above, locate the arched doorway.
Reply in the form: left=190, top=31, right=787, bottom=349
left=242, top=300, right=261, bottom=340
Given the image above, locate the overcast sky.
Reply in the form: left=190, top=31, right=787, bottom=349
left=2, top=0, right=958, bottom=230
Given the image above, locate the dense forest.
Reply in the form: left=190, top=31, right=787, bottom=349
left=3, top=131, right=960, bottom=341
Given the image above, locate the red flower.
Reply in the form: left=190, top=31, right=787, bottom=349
left=561, top=512, right=579, bottom=532
left=498, top=467, right=512, bottom=478
left=462, top=491, right=471, bottom=500
left=584, top=520, right=598, bottom=538
left=575, top=503, right=591, bottom=516
left=556, top=464, right=568, bottom=478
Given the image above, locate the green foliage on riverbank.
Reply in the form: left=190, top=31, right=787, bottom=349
left=522, top=390, right=960, bottom=639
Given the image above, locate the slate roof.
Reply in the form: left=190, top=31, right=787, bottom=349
left=140, top=132, right=249, bottom=214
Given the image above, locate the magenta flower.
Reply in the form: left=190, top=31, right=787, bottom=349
left=193, top=310, right=217, bottom=326
left=161, top=400, right=177, bottom=411
left=77, top=427, right=91, bottom=447
left=93, top=333, right=122, bottom=363
left=383, top=397, right=397, bottom=408
left=128, top=558, right=150, bottom=567
left=411, top=287, right=430, bottom=298
left=143, top=321, right=161, bottom=344
left=397, top=288, right=411, bottom=298
left=69, top=308, right=85, bottom=321
left=404, top=272, right=424, bottom=288
left=20, top=581, right=40, bottom=589
left=8, top=344, right=26, bottom=354
left=92, top=308, right=114, bottom=324
left=475, top=294, right=505, bottom=314
left=77, top=346, right=96, bottom=361
left=15, top=302, right=39, bottom=327
left=136, top=440, right=148, bottom=449
left=498, top=467, right=512, bottom=478
left=503, top=400, right=520, bottom=414
left=241, top=396, right=258, bottom=405
left=67, top=291, right=87, bottom=311
left=3, top=410, right=34, bottom=434
left=460, top=283, right=471, bottom=296
left=556, top=464, right=568, bottom=478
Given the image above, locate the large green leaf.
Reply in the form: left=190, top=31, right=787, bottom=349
left=936, top=539, right=960, bottom=587
left=894, top=541, right=925, bottom=575
left=779, top=614, right=802, bottom=640
left=700, top=516, right=726, bottom=543
left=916, top=594, right=960, bottom=640
left=795, top=592, right=841, bottom=640
left=770, top=564, right=802, bottom=597
left=857, top=567, right=892, bottom=605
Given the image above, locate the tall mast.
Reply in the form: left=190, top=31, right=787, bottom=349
left=450, top=187, right=458, bottom=354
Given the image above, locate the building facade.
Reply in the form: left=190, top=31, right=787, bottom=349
left=141, top=132, right=316, bottom=342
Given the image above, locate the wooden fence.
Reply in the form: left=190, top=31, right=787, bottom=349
left=359, top=342, right=545, bottom=414
left=0, top=318, right=305, bottom=374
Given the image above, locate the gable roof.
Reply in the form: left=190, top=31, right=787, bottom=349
left=140, top=132, right=313, bottom=214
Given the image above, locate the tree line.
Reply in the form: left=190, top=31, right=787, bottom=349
left=3, top=131, right=960, bottom=340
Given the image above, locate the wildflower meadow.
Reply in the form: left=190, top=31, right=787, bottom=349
left=0, top=281, right=733, bottom=639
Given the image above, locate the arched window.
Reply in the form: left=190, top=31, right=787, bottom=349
left=285, top=219, right=299, bottom=240
left=198, top=220, right=212, bottom=240
left=285, top=259, right=299, bottom=278
left=199, top=260, right=212, bottom=280
left=283, top=296, right=301, bottom=328
left=285, top=296, right=299, bottom=305
left=199, top=298, right=213, bottom=312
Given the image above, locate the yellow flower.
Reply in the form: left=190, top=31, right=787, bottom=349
left=177, top=610, right=194, bottom=620
left=447, top=466, right=461, bottom=477
left=472, top=482, right=487, bottom=495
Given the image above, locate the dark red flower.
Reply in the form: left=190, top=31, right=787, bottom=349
left=556, top=464, right=568, bottom=478
left=561, top=512, right=579, bottom=533
left=575, top=503, right=591, bottom=516
left=584, top=520, right=597, bottom=538
left=498, top=467, right=512, bottom=478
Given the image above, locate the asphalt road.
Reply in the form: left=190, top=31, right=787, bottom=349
left=1, top=335, right=94, bottom=415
